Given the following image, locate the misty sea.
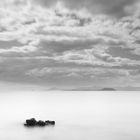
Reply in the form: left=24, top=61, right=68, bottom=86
left=0, top=91, right=140, bottom=140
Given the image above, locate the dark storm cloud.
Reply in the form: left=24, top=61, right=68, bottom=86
left=33, top=0, right=138, bottom=17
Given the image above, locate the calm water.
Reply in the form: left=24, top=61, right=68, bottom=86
left=0, top=91, right=140, bottom=140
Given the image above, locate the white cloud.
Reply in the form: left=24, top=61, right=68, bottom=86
left=0, top=45, right=37, bottom=53
left=0, top=40, right=38, bottom=54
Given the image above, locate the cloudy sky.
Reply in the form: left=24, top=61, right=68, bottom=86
left=0, top=0, right=140, bottom=89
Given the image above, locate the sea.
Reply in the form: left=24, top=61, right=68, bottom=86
left=0, top=91, right=140, bottom=140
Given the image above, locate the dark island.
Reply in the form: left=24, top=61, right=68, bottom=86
left=100, top=88, right=116, bottom=91
left=24, top=118, right=55, bottom=127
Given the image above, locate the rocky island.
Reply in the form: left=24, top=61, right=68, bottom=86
left=24, top=118, right=55, bottom=127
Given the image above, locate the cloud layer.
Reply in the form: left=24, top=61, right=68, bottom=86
left=0, top=0, right=140, bottom=89
left=33, top=0, right=138, bottom=17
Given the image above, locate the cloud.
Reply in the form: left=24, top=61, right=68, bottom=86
left=33, top=0, right=138, bottom=17
left=0, top=40, right=39, bottom=56
left=25, top=66, right=135, bottom=88
left=26, top=66, right=131, bottom=78
left=0, top=0, right=140, bottom=88
left=131, top=48, right=140, bottom=55
left=0, top=45, right=37, bottom=54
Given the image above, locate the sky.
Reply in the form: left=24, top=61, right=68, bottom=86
left=0, top=0, right=140, bottom=89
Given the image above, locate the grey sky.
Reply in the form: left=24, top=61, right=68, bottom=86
left=0, top=0, right=140, bottom=89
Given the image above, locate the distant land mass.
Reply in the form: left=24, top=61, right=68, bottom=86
left=71, top=87, right=117, bottom=91
left=48, top=86, right=140, bottom=91
left=100, top=88, right=116, bottom=91
left=48, top=87, right=116, bottom=91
